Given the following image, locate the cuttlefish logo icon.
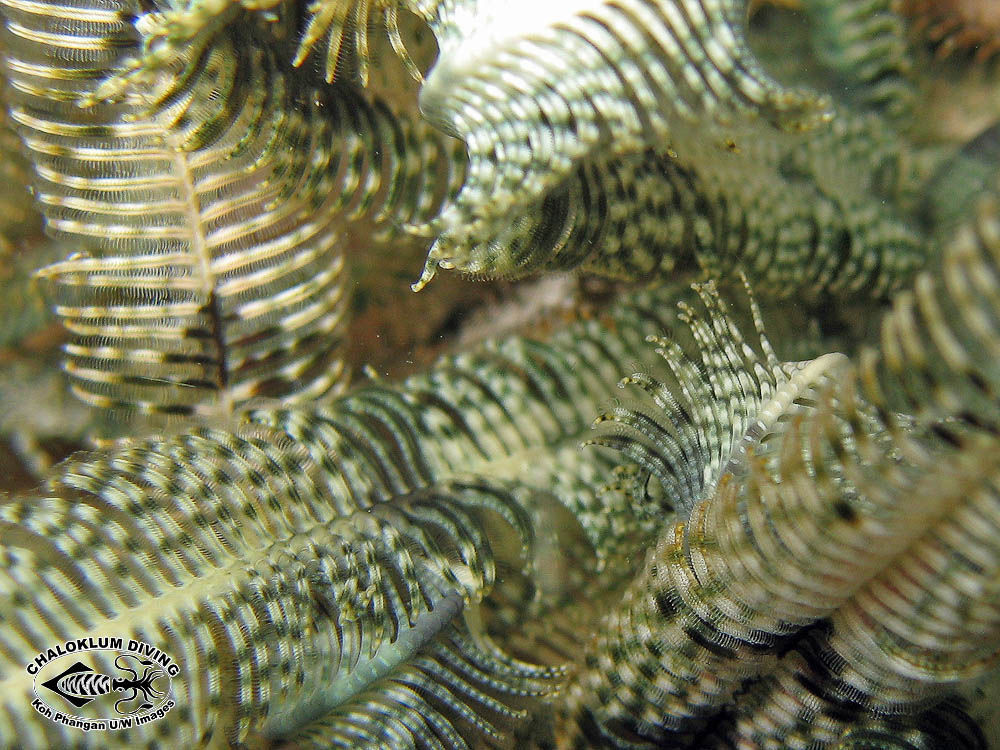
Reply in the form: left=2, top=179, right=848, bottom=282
left=41, top=656, right=166, bottom=712
left=27, top=637, right=178, bottom=732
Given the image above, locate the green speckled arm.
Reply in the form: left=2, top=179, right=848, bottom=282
left=556, top=201, right=1000, bottom=748
left=0, top=288, right=681, bottom=747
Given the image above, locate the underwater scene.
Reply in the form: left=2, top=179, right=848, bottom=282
left=1, top=0, right=1000, bottom=747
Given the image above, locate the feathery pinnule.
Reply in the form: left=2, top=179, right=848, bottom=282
left=799, top=0, right=916, bottom=119
left=897, top=0, right=1000, bottom=61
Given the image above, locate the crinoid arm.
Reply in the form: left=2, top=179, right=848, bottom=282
left=415, top=108, right=927, bottom=301
left=556, top=200, right=1000, bottom=748
left=0, top=288, right=685, bottom=746
left=2, top=0, right=467, bottom=419
left=410, top=0, right=833, bottom=288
